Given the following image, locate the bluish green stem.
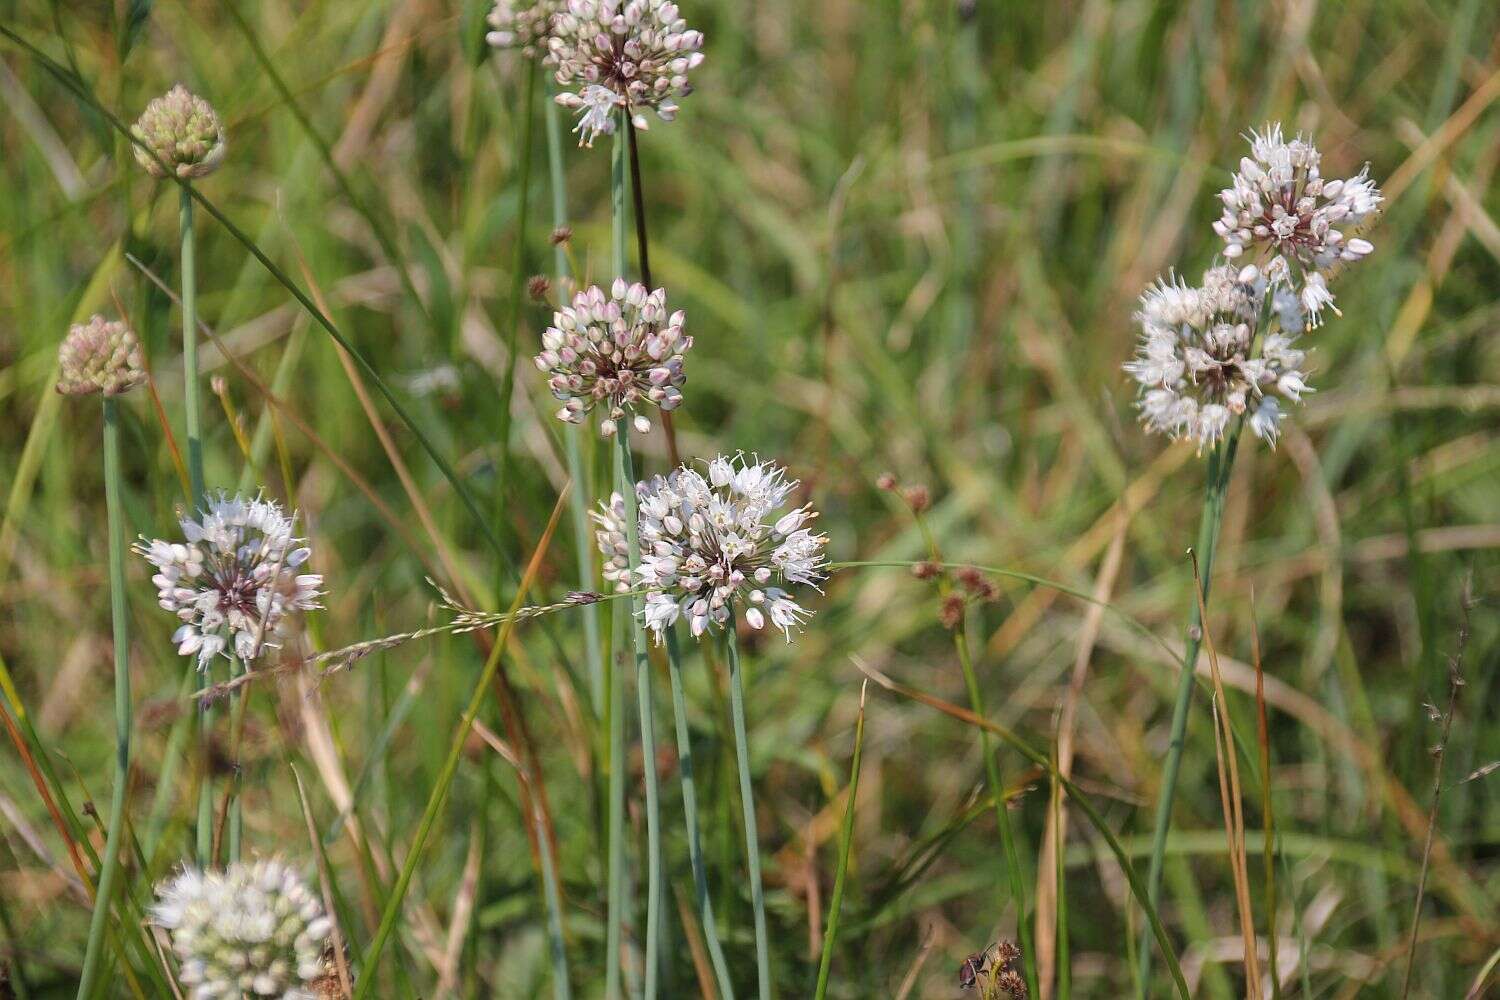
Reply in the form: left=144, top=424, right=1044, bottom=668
left=665, top=628, right=735, bottom=999
left=725, top=615, right=772, bottom=1000
left=603, top=115, right=630, bottom=1000
left=1136, top=423, right=1242, bottom=994
left=616, top=432, right=660, bottom=999
left=536, top=802, right=573, bottom=1000
left=76, top=398, right=133, bottom=998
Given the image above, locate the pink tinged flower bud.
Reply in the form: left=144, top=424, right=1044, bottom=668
left=130, top=85, right=227, bottom=179
left=57, top=315, right=147, bottom=396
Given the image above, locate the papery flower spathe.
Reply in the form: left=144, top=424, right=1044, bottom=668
left=600, top=454, right=828, bottom=641
left=153, top=858, right=332, bottom=999
left=536, top=279, right=690, bottom=437
left=1125, top=265, right=1312, bottom=449
left=547, top=0, right=705, bottom=146
left=1214, top=123, right=1381, bottom=325
left=135, top=493, right=323, bottom=669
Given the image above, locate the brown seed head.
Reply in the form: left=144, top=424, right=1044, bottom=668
left=549, top=226, right=573, bottom=246
left=527, top=274, right=552, bottom=301
left=939, top=593, right=966, bottom=630
left=911, top=561, right=943, bottom=581
left=902, top=484, right=931, bottom=513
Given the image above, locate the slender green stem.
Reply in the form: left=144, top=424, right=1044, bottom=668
left=494, top=60, right=538, bottom=502
left=664, top=628, right=735, bottom=999
left=725, top=616, right=772, bottom=1000
left=954, top=616, right=1037, bottom=996
left=1136, top=424, right=1242, bottom=994
left=76, top=398, right=133, bottom=999
left=813, top=685, right=866, bottom=1000
left=616, top=432, right=661, bottom=999
left=603, top=115, right=630, bottom=1000
left=535, top=802, right=573, bottom=1000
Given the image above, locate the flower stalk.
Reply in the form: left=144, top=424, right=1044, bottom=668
left=725, top=612, right=772, bottom=1000
left=75, top=396, right=134, bottom=999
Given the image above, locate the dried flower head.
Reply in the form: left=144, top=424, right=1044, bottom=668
left=550, top=225, right=574, bottom=246
left=1214, top=123, right=1381, bottom=325
left=152, top=858, right=332, bottom=999
left=56, top=315, right=146, bottom=396
left=135, top=494, right=323, bottom=670
left=939, top=593, right=966, bottom=630
left=1125, top=265, right=1312, bottom=449
left=131, top=85, right=227, bottom=179
left=959, top=940, right=1027, bottom=999
left=486, top=0, right=562, bottom=58
left=600, top=454, right=828, bottom=640
left=548, top=0, right=705, bottom=146
left=528, top=274, right=553, bottom=301
left=535, top=279, right=690, bottom=437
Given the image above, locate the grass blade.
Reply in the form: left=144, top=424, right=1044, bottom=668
left=813, top=681, right=867, bottom=1000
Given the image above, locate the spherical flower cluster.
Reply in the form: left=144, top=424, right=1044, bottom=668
left=615, top=454, right=828, bottom=641
left=485, top=0, right=562, bottom=58
left=153, top=858, right=332, bottom=999
left=547, top=0, right=705, bottom=146
left=1125, top=266, right=1312, bottom=449
left=1214, top=124, right=1381, bottom=325
left=536, top=279, right=690, bottom=437
left=56, top=315, right=146, bottom=396
left=131, top=85, right=227, bottom=179
left=135, top=493, right=322, bottom=670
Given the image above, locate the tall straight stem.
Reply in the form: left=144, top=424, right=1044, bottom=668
left=603, top=116, right=630, bottom=1000
left=954, top=617, right=1037, bottom=996
left=665, top=628, right=735, bottom=999
left=76, top=398, right=133, bottom=999
left=1136, top=425, right=1242, bottom=993
left=725, top=616, right=772, bottom=1000
left=616, top=432, right=661, bottom=999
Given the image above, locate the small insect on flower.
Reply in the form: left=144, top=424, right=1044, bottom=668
left=131, top=85, right=227, bottom=179
left=603, top=454, right=829, bottom=641
left=1213, top=123, right=1381, bottom=326
left=1125, top=265, right=1312, bottom=450
left=547, top=0, right=705, bottom=146
left=535, top=279, right=691, bottom=437
left=959, top=940, right=1028, bottom=999
left=56, top=315, right=147, bottom=397
left=153, top=858, right=333, bottom=999
left=135, top=493, right=323, bottom=670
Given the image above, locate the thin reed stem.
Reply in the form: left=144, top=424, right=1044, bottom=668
left=1136, top=421, right=1243, bottom=994
left=76, top=397, right=133, bottom=999
left=624, top=121, right=679, bottom=466
left=494, top=60, right=538, bottom=500
left=664, top=627, right=735, bottom=999
left=953, top=614, right=1037, bottom=996
left=725, top=614, right=772, bottom=1000
left=603, top=114, right=630, bottom=1000
left=616, top=431, right=661, bottom=998
left=536, top=801, right=573, bottom=1000
left=813, top=682, right=866, bottom=1000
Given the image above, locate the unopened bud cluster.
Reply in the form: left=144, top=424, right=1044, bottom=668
left=536, top=279, right=690, bottom=437
left=485, top=0, right=563, bottom=58
left=57, top=315, right=146, bottom=396
left=152, top=858, right=333, bottom=999
left=131, top=85, right=226, bottom=179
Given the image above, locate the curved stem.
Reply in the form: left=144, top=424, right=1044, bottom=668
left=1136, top=424, right=1242, bottom=994
left=76, top=398, right=132, bottom=998
left=726, top=614, right=772, bottom=1000
left=665, top=628, right=735, bottom=999
left=813, top=684, right=866, bottom=1000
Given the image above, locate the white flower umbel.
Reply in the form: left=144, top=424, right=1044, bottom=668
left=611, top=454, right=828, bottom=641
left=536, top=279, right=690, bottom=437
left=486, top=0, right=562, bottom=58
left=153, top=858, right=332, bottom=999
left=547, top=0, right=705, bottom=146
left=1125, top=265, right=1312, bottom=450
left=136, top=493, right=323, bottom=670
left=1214, top=123, right=1382, bottom=326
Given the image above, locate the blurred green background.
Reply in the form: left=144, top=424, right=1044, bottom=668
left=0, top=0, right=1497, bottom=996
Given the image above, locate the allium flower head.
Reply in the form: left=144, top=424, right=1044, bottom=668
left=1214, top=123, right=1381, bottom=325
left=603, top=454, right=828, bottom=641
left=131, top=85, right=227, bottom=179
left=536, top=279, right=690, bottom=436
left=56, top=315, right=146, bottom=396
left=153, top=858, right=332, bottom=999
left=486, top=0, right=562, bottom=58
left=1125, top=265, right=1312, bottom=449
left=547, top=0, right=705, bottom=146
left=135, top=493, right=322, bottom=669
